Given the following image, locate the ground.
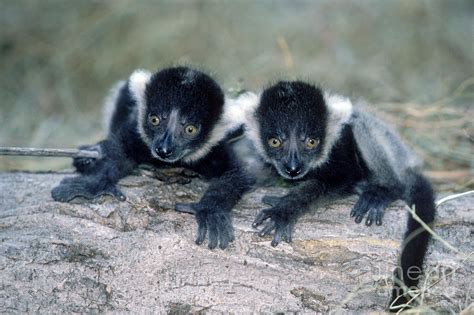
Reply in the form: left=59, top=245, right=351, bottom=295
left=0, top=170, right=472, bottom=313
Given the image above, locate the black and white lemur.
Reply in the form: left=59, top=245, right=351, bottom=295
left=51, top=67, right=255, bottom=250
left=243, top=81, right=436, bottom=309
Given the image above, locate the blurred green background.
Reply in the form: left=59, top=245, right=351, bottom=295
left=0, top=0, right=472, bottom=190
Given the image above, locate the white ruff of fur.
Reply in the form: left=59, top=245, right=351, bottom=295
left=129, top=69, right=153, bottom=145
left=183, top=92, right=260, bottom=163
left=242, top=93, right=273, bottom=163
left=310, top=92, right=353, bottom=169
left=102, top=80, right=126, bottom=136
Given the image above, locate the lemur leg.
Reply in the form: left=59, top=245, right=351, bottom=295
left=350, top=185, right=398, bottom=226
left=51, top=138, right=136, bottom=202
left=253, top=180, right=327, bottom=247
left=176, top=169, right=253, bottom=249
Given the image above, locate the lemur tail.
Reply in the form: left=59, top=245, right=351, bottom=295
left=389, top=172, right=436, bottom=310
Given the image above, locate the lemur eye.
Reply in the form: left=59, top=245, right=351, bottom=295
left=148, top=114, right=160, bottom=126
left=306, top=138, right=320, bottom=149
left=184, top=124, right=198, bottom=135
left=268, top=138, right=282, bottom=148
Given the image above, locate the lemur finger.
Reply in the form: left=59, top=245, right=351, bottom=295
left=222, top=216, right=235, bottom=244
left=258, top=220, right=276, bottom=237
left=262, top=195, right=281, bottom=207
left=228, top=229, right=235, bottom=242
left=175, top=203, right=197, bottom=214
left=207, top=221, right=219, bottom=250
left=365, top=216, right=373, bottom=226
left=215, top=215, right=231, bottom=249
left=354, top=213, right=365, bottom=224
left=271, top=229, right=282, bottom=247
left=375, top=209, right=383, bottom=226
left=195, top=212, right=207, bottom=245
left=224, top=218, right=235, bottom=243
left=195, top=223, right=207, bottom=245
left=252, top=210, right=272, bottom=227
left=218, top=231, right=231, bottom=250
left=283, top=225, right=293, bottom=243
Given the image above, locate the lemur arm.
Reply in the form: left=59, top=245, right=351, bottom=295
left=176, top=148, right=254, bottom=249
left=51, top=137, right=136, bottom=202
left=252, top=178, right=329, bottom=247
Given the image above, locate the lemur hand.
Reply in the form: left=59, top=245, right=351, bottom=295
left=252, top=203, right=296, bottom=247
left=350, top=188, right=390, bottom=226
left=176, top=203, right=234, bottom=249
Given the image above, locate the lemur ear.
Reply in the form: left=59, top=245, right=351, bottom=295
left=129, top=69, right=152, bottom=107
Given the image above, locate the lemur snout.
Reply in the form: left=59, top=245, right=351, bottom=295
left=284, top=149, right=302, bottom=177
left=155, top=146, right=173, bottom=159
left=284, top=165, right=302, bottom=177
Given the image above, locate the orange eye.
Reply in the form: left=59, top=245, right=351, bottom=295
left=184, top=124, right=198, bottom=135
left=305, top=138, right=320, bottom=149
left=148, top=114, right=160, bottom=126
left=268, top=138, right=281, bottom=148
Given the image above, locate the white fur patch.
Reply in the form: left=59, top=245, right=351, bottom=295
left=181, top=69, right=197, bottom=85
left=310, top=92, right=354, bottom=168
left=351, top=110, right=421, bottom=185
left=240, top=93, right=273, bottom=163
left=129, top=69, right=153, bottom=144
left=102, top=80, right=126, bottom=136
left=182, top=92, right=260, bottom=163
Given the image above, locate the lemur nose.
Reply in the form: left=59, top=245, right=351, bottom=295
left=156, top=146, right=173, bottom=159
left=285, top=166, right=302, bottom=177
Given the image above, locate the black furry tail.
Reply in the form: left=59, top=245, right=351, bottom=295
left=389, top=172, right=436, bottom=311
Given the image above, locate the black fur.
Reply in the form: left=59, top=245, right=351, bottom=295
left=390, top=172, right=436, bottom=309
left=51, top=67, right=252, bottom=249
left=248, top=81, right=436, bottom=310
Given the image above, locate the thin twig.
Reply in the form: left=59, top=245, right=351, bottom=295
left=0, top=147, right=102, bottom=159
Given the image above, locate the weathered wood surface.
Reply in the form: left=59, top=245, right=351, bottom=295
left=0, top=171, right=472, bottom=313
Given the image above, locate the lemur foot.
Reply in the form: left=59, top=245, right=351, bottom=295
left=73, top=144, right=102, bottom=173
left=350, top=192, right=388, bottom=226
left=51, top=176, right=125, bottom=203
left=252, top=207, right=293, bottom=247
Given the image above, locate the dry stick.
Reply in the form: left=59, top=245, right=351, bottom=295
left=0, top=147, right=102, bottom=159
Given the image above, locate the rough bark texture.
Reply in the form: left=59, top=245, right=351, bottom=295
left=0, top=171, right=472, bottom=313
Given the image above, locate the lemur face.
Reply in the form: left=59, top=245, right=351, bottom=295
left=131, top=67, right=224, bottom=163
left=255, top=82, right=328, bottom=180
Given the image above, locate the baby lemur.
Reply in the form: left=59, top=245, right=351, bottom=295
left=52, top=67, right=254, bottom=249
left=244, top=81, right=436, bottom=309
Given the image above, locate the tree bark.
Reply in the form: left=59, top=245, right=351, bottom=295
left=0, top=171, right=472, bottom=313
